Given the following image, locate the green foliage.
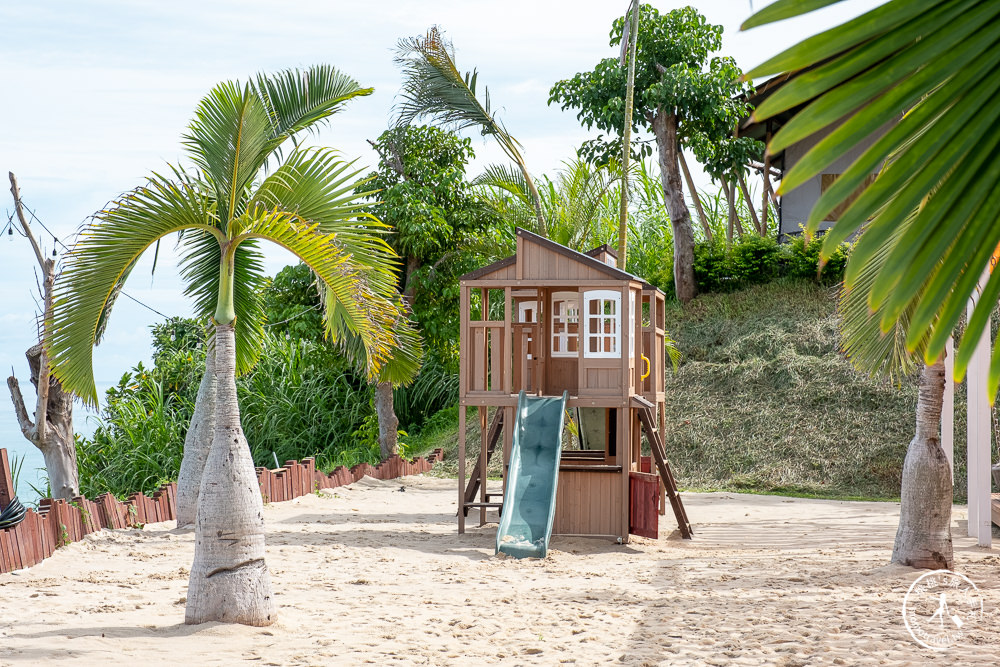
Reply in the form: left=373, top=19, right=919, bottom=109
left=364, top=125, right=493, bottom=363
left=643, top=230, right=850, bottom=299
left=549, top=4, right=760, bottom=176
left=261, top=263, right=325, bottom=341
left=75, top=316, right=396, bottom=497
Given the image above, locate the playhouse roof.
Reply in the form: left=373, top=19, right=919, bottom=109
left=461, top=228, right=660, bottom=293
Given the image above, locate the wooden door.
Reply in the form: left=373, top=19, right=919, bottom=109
left=629, top=471, right=659, bottom=539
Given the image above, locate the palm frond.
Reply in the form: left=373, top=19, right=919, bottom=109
left=394, top=26, right=546, bottom=233
left=49, top=172, right=220, bottom=404
left=745, top=0, right=1000, bottom=396
left=235, top=211, right=408, bottom=379
left=254, top=65, right=373, bottom=149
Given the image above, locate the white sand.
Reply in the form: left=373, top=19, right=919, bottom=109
left=0, top=476, right=997, bottom=666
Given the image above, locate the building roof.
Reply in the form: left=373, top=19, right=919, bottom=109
left=460, top=228, right=661, bottom=293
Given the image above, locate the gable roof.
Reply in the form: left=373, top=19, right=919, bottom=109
left=460, top=228, right=660, bottom=293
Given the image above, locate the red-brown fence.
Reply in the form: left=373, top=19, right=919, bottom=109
left=0, top=447, right=443, bottom=575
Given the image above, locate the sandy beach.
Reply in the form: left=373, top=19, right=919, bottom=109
left=0, top=475, right=996, bottom=666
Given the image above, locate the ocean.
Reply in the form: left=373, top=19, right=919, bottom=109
left=1, top=381, right=113, bottom=504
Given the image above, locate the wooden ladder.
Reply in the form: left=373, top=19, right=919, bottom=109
left=633, top=397, right=693, bottom=539
left=462, top=409, right=505, bottom=516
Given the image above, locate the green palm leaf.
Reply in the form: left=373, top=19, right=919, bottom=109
left=745, top=0, right=1000, bottom=398
left=394, top=27, right=547, bottom=234
left=234, top=211, right=407, bottom=379
left=48, top=172, right=221, bottom=404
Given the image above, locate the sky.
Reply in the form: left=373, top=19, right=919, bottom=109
left=0, top=0, right=881, bottom=398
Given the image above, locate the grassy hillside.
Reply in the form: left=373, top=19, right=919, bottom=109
left=414, top=278, right=973, bottom=501
left=662, top=278, right=969, bottom=501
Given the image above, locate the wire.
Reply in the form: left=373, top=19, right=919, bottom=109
left=264, top=302, right=322, bottom=328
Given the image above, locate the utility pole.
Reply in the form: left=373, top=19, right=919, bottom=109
left=617, top=0, right=640, bottom=267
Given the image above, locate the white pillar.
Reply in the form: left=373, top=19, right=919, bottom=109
left=942, top=337, right=954, bottom=475
left=967, top=272, right=992, bottom=547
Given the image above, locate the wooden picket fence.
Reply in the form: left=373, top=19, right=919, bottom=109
left=0, top=447, right=443, bottom=575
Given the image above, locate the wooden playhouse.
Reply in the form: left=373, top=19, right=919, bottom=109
left=457, top=228, right=691, bottom=543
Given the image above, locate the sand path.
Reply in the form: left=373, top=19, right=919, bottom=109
left=0, top=476, right=996, bottom=665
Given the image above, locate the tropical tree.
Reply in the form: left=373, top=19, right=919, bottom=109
left=839, top=210, right=952, bottom=569
left=364, top=125, right=489, bottom=454
left=48, top=66, right=413, bottom=625
left=743, top=0, right=1000, bottom=566
left=393, top=26, right=548, bottom=235
left=549, top=4, right=758, bottom=303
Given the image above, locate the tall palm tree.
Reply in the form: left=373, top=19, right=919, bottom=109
left=48, top=66, right=415, bottom=625
left=394, top=26, right=548, bottom=235
left=744, top=0, right=1000, bottom=397
left=743, top=0, right=995, bottom=568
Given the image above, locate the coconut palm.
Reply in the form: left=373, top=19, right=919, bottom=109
left=48, top=65, right=416, bottom=626
left=394, top=26, right=548, bottom=235
left=744, top=0, right=1000, bottom=398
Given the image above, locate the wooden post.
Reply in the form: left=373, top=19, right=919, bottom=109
left=458, top=406, right=466, bottom=534
left=678, top=151, right=712, bottom=242
left=967, top=272, right=992, bottom=547
left=0, top=449, right=14, bottom=510
left=479, top=405, right=488, bottom=526
left=942, top=337, right=954, bottom=474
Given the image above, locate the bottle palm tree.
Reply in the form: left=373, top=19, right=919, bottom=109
left=47, top=65, right=417, bottom=625
left=839, top=207, right=953, bottom=569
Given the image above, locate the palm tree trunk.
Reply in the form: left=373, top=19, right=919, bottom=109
left=176, top=341, right=217, bottom=528
left=651, top=112, right=697, bottom=303
left=891, top=358, right=953, bottom=569
left=376, top=381, right=399, bottom=459
left=186, top=323, right=275, bottom=626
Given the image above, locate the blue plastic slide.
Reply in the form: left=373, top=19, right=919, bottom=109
left=495, top=390, right=568, bottom=559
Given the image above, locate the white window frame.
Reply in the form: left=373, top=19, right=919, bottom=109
left=583, top=290, right=621, bottom=359
left=550, top=291, right=579, bottom=358
left=629, top=290, right=636, bottom=358
left=518, top=300, right=537, bottom=324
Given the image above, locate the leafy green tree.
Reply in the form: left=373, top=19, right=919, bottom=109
left=49, top=66, right=412, bottom=626
left=365, top=125, right=491, bottom=359
left=394, top=26, right=548, bottom=235
left=549, top=4, right=757, bottom=303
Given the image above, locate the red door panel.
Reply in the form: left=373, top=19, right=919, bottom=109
left=629, top=471, right=659, bottom=539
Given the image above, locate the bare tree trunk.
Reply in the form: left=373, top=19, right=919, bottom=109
left=678, top=150, right=712, bottom=243
left=6, top=172, right=79, bottom=501
left=7, top=345, right=78, bottom=500
left=186, top=324, right=275, bottom=626
left=651, top=112, right=696, bottom=304
left=376, top=381, right=399, bottom=459
left=737, top=172, right=762, bottom=236
left=891, top=358, right=953, bottom=570
left=176, top=341, right=217, bottom=528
